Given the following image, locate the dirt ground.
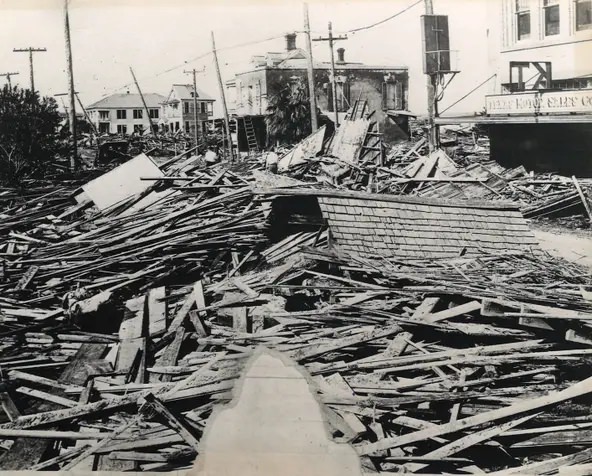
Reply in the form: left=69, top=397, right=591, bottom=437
left=531, top=222, right=592, bottom=270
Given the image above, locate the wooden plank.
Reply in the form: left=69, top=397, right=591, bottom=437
left=293, top=324, right=402, bottom=362
left=356, top=374, right=592, bottom=455
left=322, top=374, right=366, bottom=437
left=109, top=451, right=168, bottom=462
left=154, top=327, right=185, bottom=383
left=16, top=387, right=78, bottom=408
left=232, top=307, right=248, bottom=333
left=14, top=265, right=39, bottom=291
left=573, top=175, right=592, bottom=222
left=140, top=393, right=200, bottom=451
left=403, top=413, right=537, bottom=472
left=0, top=393, right=21, bottom=421
left=423, top=300, right=481, bottom=323
left=62, top=417, right=140, bottom=470
left=412, top=297, right=440, bottom=319
left=147, top=287, right=167, bottom=337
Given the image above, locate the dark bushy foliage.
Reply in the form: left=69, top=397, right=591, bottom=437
left=266, top=77, right=312, bottom=145
left=0, top=85, right=61, bottom=184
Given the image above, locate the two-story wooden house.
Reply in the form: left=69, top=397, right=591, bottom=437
left=86, top=92, right=166, bottom=135
left=160, top=84, right=215, bottom=137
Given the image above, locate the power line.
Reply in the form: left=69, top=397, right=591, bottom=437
left=440, top=74, right=496, bottom=115
left=346, top=0, right=423, bottom=33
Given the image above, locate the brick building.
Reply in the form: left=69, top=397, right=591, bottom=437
left=225, top=34, right=410, bottom=151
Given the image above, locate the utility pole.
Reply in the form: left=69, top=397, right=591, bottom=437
left=424, top=0, right=438, bottom=152
left=184, top=67, right=206, bottom=148
left=57, top=91, right=98, bottom=137
left=211, top=31, right=234, bottom=161
left=0, top=72, right=19, bottom=89
left=313, top=22, right=347, bottom=127
left=63, top=0, right=78, bottom=170
left=129, top=67, right=156, bottom=135
left=303, top=3, right=318, bottom=132
left=13, top=47, right=46, bottom=93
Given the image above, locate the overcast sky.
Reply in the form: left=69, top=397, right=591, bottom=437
left=0, top=0, right=492, bottom=117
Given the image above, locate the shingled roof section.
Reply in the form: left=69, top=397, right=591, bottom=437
left=315, top=192, right=540, bottom=260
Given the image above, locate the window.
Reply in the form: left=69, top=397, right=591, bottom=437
left=133, top=109, right=143, bottom=119
left=116, top=109, right=127, bottom=119
left=175, top=122, right=180, bottom=131
left=327, top=81, right=351, bottom=113
left=184, top=101, right=190, bottom=114
left=200, top=102, right=207, bottom=114
left=516, top=0, right=531, bottom=40
left=117, top=124, right=127, bottom=134
left=185, top=121, right=191, bottom=131
left=207, top=103, right=213, bottom=115
left=149, top=108, right=159, bottom=119
left=134, top=124, right=144, bottom=133
left=381, top=81, right=403, bottom=111
left=98, top=122, right=109, bottom=133
left=543, top=0, right=559, bottom=36
left=576, top=0, right=592, bottom=30
left=98, top=110, right=109, bottom=120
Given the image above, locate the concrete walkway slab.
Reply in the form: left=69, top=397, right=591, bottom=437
left=193, top=348, right=363, bottom=476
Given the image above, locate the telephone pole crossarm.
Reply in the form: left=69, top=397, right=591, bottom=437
left=313, top=23, right=347, bottom=127
left=13, top=47, right=46, bottom=93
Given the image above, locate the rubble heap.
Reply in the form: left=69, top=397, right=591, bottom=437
left=0, top=146, right=591, bottom=473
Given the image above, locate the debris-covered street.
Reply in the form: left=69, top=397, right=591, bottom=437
left=1, top=0, right=592, bottom=474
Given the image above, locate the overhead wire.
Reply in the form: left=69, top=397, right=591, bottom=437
left=87, top=0, right=424, bottom=101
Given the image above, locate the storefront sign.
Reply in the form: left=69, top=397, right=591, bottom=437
left=486, top=89, right=592, bottom=115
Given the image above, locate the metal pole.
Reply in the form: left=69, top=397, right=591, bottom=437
left=424, top=0, right=437, bottom=152
left=328, top=22, right=339, bottom=127
left=303, top=3, right=318, bottom=132
left=63, top=0, right=77, bottom=170
left=211, top=31, right=234, bottom=160
left=129, top=67, right=156, bottom=135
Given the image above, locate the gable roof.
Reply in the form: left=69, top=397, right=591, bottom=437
left=255, top=188, right=540, bottom=260
left=87, top=93, right=166, bottom=110
left=315, top=192, right=540, bottom=260
left=168, top=84, right=214, bottom=102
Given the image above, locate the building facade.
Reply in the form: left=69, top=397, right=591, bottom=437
left=86, top=93, right=166, bottom=135
left=225, top=34, right=410, bottom=150
left=482, top=0, right=592, bottom=173
left=161, top=84, right=215, bottom=136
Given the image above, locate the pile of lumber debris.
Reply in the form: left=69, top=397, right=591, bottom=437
left=0, top=145, right=591, bottom=474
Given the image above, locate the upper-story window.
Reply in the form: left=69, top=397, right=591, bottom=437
left=98, top=110, right=109, bottom=120
left=576, top=0, right=592, bottom=31
left=516, top=0, right=531, bottom=40
left=184, top=101, right=190, bottom=114
left=116, top=109, right=127, bottom=119
left=133, top=109, right=143, bottom=119
left=200, top=102, right=206, bottom=114
left=543, top=0, right=560, bottom=36
left=149, top=108, right=159, bottom=119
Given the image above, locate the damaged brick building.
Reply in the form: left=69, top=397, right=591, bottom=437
left=225, top=33, right=410, bottom=152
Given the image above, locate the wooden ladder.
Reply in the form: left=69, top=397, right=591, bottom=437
left=243, top=116, right=259, bottom=154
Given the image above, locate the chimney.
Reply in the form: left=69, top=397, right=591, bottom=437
left=285, top=33, right=297, bottom=52
left=337, top=48, right=345, bottom=63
